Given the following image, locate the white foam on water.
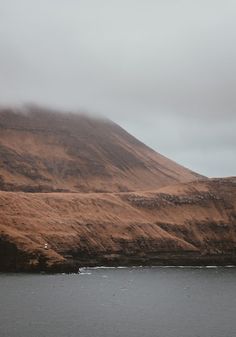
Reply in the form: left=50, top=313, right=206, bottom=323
left=78, top=265, right=236, bottom=274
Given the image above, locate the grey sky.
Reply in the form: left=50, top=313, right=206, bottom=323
left=0, top=0, right=235, bottom=177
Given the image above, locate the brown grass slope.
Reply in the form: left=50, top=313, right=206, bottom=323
left=0, top=178, right=235, bottom=271
left=0, top=106, right=201, bottom=193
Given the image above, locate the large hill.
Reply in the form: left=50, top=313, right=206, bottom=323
left=0, top=106, right=200, bottom=193
left=0, top=105, right=235, bottom=272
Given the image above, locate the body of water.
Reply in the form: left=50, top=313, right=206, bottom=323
left=0, top=266, right=236, bottom=337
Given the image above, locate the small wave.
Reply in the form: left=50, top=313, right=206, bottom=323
left=86, top=266, right=129, bottom=270
left=90, top=266, right=117, bottom=269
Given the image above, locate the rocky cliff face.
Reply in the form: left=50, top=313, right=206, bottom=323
left=0, top=178, right=235, bottom=272
left=0, top=106, right=201, bottom=193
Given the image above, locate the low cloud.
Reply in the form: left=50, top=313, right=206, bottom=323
left=0, top=0, right=235, bottom=176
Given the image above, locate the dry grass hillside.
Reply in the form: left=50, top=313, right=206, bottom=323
left=0, top=178, right=235, bottom=272
left=0, top=106, right=201, bottom=193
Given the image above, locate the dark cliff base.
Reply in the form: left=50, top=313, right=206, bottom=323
left=1, top=247, right=236, bottom=274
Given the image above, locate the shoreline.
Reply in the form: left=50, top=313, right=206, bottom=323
left=1, top=252, right=236, bottom=273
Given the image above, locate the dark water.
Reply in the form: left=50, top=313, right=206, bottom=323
left=0, top=267, right=236, bottom=337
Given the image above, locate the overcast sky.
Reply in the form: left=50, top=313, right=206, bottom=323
left=0, top=0, right=235, bottom=177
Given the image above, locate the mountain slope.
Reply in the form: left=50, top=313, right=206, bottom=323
left=0, top=178, right=235, bottom=272
left=0, top=106, right=201, bottom=192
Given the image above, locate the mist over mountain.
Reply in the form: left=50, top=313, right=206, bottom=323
left=1, top=0, right=235, bottom=177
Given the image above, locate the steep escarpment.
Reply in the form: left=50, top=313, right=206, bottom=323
left=0, top=106, right=201, bottom=193
left=0, top=178, right=235, bottom=272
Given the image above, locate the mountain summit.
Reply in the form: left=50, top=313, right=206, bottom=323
left=0, top=106, right=201, bottom=192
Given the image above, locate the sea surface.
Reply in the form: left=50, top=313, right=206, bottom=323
left=0, top=266, right=236, bottom=337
